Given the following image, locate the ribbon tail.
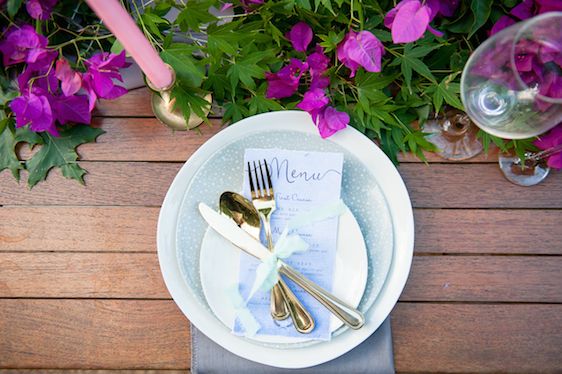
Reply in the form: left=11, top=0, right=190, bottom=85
left=225, top=285, right=261, bottom=337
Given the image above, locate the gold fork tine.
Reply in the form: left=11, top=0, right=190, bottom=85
left=264, top=159, right=273, bottom=197
left=258, top=160, right=268, bottom=197
left=252, top=160, right=262, bottom=198
left=247, top=162, right=257, bottom=199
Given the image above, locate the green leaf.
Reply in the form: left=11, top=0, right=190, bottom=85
left=469, top=0, right=493, bottom=38
left=437, top=74, right=463, bottom=111
left=227, top=51, right=270, bottom=90
left=7, top=0, right=23, bottom=17
left=161, top=44, right=206, bottom=87
left=402, top=55, right=436, bottom=83
left=25, top=126, right=104, bottom=188
left=141, top=13, right=169, bottom=39
left=0, top=119, right=23, bottom=180
left=110, top=39, right=124, bottom=55
left=176, top=1, right=217, bottom=32
left=319, top=30, right=345, bottom=52
left=169, top=82, right=211, bottom=126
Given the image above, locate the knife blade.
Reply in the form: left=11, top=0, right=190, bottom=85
left=198, top=202, right=271, bottom=261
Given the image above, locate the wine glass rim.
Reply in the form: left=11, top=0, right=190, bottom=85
left=510, top=11, right=562, bottom=104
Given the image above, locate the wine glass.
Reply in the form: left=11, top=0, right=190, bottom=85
left=424, top=106, right=483, bottom=160
left=460, top=12, right=562, bottom=185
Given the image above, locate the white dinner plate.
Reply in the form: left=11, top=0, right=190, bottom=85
left=157, top=111, right=414, bottom=368
left=200, top=204, right=368, bottom=343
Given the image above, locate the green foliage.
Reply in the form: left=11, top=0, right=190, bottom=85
left=25, top=126, right=104, bottom=188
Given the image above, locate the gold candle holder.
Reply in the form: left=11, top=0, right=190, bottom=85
left=146, top=64, right=212, bottom=131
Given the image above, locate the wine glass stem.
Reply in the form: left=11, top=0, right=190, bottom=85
left=528, top=143, right=562, bottom=162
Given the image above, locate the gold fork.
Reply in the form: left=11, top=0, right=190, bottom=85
left=248, top=160, right=314, bottom=333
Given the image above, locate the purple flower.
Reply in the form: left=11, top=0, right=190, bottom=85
left=55, top=59, right=82, bottom=96
left=337, top=30, right=384, bottom=77
left=26, top=0, right=58, bottom=20
left=287, top=22, right=313, bottom=53
left=535, top=0, right=562, bottom=13
left=297, top=88, right=329, bottom=113
left=82, top=51, right=129, bottom=111
left=534, top=123, right=562, bottom=169
left=307, top=45, right=330, bottom=76
left=385, top=0, right=431, bottom=43
left=10, top=92, right=57, bottom=136
left=315, top=106, right=349, bottom=138
left=265, top=58, right=308, bottom=99
left=52, top=95, right=91, bottom=125
left=0, top=25, right=51, bottom=66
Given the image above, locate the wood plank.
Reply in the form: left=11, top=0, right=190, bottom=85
left=1, top=300, right=560, bottom=372
left=94, top=88, right=154, bottom=117
left=0, top=162, right=178, bottom=206
left=392, top=303, right=562, bottom=373
left=401, top=256, right=562, bottom=302
left=18, top=118, right=223, bottom=162
left=414, top=209, right=562, bottom=254
left=399, top=163, right=562, bottom=208
left=3, top=207, right=560, bottom=255
left=0, top=300, right=189, bottom=369
left=0, top=253, right=168, bottom=298
left=0, top=207, right=159, bottom=253
left=2, top=254, right=560, bottom=302
left=2, top=163, right=562, bottom=208
left=92, top=88, right=501, bottom=163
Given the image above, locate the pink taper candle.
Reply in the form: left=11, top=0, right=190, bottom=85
left=85, top=0, right=173, bottom=90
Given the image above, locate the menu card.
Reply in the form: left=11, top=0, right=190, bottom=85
left=234, top=148, right=343, bottom=340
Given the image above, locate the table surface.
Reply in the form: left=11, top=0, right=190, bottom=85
left=1, top=88, right=561, bottom=373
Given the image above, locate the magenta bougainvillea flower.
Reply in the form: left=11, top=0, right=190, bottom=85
left=0, top=25, right=51, bottom=66
left=491, top=0, right=562, bottom=35
left=287, top=22, right=313, bottom=53
left=82, top=51, right=129, bottom=110
left=307, top=45, right=330, bottom=89
left=265, top=58, right=308, bottom=99
left=316, top=106, right=349, bottom=138
left=10, top=92, right=57, bottom=135
left=337, top=30, right=384, bottom=77
left=296, top=88, right=329, bottom=112
left=384, top=0, right=458, bottom=43
left=534, top=123, right=562, bottom=169
left=26, top=0, right=58, bottom=20
left=55, top=59, right=82, bottom=96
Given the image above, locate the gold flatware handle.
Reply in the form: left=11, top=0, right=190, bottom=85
left=277, top=278, right=315, bottom=333
left=270, top=283, right=289, bottom=320
left=279, top=261, right=365, bottom=330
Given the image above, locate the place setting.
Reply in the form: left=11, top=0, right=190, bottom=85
left=157, top=111, right=414, bottom=370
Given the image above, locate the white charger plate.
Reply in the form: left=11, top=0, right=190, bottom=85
left=200, top=204, right=368, bottom=343
left=157, top=111, right=414, bottom=368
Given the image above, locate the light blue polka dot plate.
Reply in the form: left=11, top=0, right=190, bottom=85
left=157, top=111, right=414, bottom=368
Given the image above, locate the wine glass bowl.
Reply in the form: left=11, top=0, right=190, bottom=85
left=461, top=12, right=562, bottom=139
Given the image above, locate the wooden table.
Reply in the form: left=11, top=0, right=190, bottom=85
left=1, top=88, right=561, bottom=373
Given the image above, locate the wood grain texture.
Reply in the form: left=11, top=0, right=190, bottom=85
left=0, top=253, right=168, bottom=298
left=18, top=118, right=223, bottom=162
left=1, top=300, right=560, bottom=372
left=0, top=300, right=189, bottom=369
left=414, top=209, right=562, bottom=254
left=2, top=163, right=562, bottom=207
left=94, top=89, right=154, bottom=117
left=401, top=256, right=562, bottom=302
left=0, top=207, right=159, bottom=253
left=92, top=89, right=502, bottom=163
left=2, top=253, right=560, bottom=302
left=3, top=207, right=560, bottom=255
left=392, top=303, right=562, bottom=373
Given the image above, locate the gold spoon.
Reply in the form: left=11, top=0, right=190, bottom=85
left=219, top=191, right=315, bottom=334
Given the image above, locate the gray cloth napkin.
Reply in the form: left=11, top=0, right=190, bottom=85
left=191, top=317, right=395, bottom=374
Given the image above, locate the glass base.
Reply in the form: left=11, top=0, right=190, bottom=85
left=498, top=154, right=550, bottom=186
left=425, top=118, right=483, bottom=160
